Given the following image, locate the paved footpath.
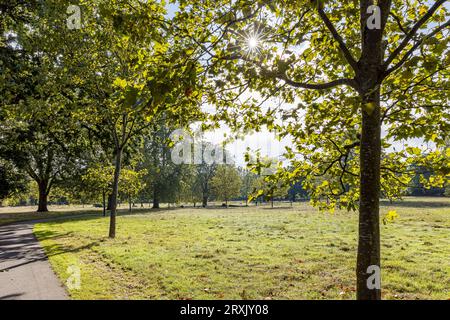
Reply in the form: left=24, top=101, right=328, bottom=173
left=0, top=221, right=68, bottom=300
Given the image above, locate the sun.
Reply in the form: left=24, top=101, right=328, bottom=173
left=247, top=36, right=259, bottom=50
left=242, top=30, right=264, bottom=57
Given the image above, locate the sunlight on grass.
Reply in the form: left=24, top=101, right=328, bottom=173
left=33, top=198, right=450, bottom=300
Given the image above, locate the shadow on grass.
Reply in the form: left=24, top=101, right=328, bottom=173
left=32, top=208, right=176, bottom=260
left=380, top=198, right=450, bottom=208
left=261, top=206, right=294, bottom=210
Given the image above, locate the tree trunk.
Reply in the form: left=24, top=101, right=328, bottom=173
left=152, top=188, right=160, bottom=209
left=106, top=193, right=112, bottom=210
left=354, top=0, right=389, bottom=298
left=202, top=195, right=208, bottom=207
left=129, top=195, right=132, bottom=212
left=37, top=180, right=49, bottom=212
left=271, top=197, right=274, bottom=208
left=356, top=89, right=382, bottom=300
left=102, top=190, right=106, bottom=217
left=109, top=148, right=123, bottom=238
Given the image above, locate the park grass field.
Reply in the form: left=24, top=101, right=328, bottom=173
left=32, top=197, right=450, bottom=300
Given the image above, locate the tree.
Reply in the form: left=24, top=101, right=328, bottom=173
left=178, top=165, right=203, bottom=207
left=252, top=175, right=290, bottom=208
left=194, top=142, right=219, bottom=207
left=119, top=168, right=147, bottom=212
left=0, top=159, right=28, bottom=206
left=178, top=0, right=450, bottom=299
left=60, top=1, right=204, bottom=237
left=0, top=117, right=85, bottom=212
left=139, top=123, right=189, bottom=209
left=82, top=166, right=114, bottom=216
left=0, top=1, right=87, bottom=212
left=211, top=164, right=242, bottom=207
left=239, top=167, right=257, bottom=205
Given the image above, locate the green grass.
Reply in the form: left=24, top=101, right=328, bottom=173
left=33, top=197, right=450, bottom=300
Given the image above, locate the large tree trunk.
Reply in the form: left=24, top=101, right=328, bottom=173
left=355, top=0, right=389, bottom=299
left=109, top=148, right=123, bottom=238
left=356, top=90, right=382, bottom=300
left=202, top=194, right=208, bottom=207
left=37, top=180, right=49, bottom=212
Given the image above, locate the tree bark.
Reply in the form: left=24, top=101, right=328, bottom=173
left=109, top=148, right=123, bottom=238
left=356, top=90, right=382, bottom=300
left=37, top=180, right=49, bottom=212
left=102, top=190, right=106, bottom=217
left=129, top=195, right=132, bottom=212
left=202, top=194, right=208, bottom=207
left=354, top=0, right=389, bottom=299
left=152, top=188, right=160, bottom=209
left=106, top=193, right=112, bottom=210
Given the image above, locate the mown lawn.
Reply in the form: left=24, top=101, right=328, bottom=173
left=33, top=197, right=450, bottom=300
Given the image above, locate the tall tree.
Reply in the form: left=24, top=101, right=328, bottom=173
left=177, top=0, right=450, bottom=299
left=82, top=165, right=114, bottom=216
left=140, top=124, right=187, bottom=209
left=119, top=168, right=147, bottom=212
left=194, top=142, right=220, bottom=207
left=211, top=164, right=242, bottom=207
left=61, top=1, right=204, bottom=237
left=178, top=164, right=204, bottom=206
left=1, top=0, right=90, bottom=212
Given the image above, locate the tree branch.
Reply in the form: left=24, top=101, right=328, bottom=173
left=384, top=20, right=450, bottom=77
left=317, top=7, right=359, bottom=72
left=279, top=73, right=357, bottom=90
left=383, top=0, right=447, bottom=69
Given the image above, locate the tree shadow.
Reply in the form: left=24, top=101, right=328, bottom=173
left=0, top=293, right=25, bottom=300
left=261, top=206, right=294, bottom=210
left=380, top=198, right=450, bottom=208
